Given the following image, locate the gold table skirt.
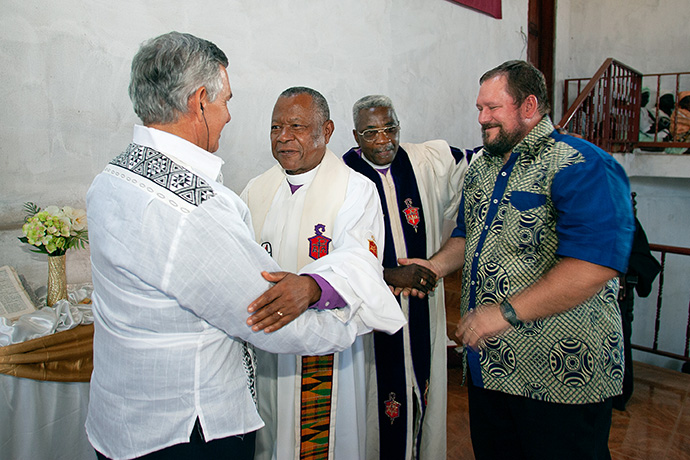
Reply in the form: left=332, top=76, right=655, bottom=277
left=0, top=323, right=93, bottom=382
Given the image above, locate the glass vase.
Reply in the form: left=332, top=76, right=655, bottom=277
left=47, top=254, right=68, bottom=306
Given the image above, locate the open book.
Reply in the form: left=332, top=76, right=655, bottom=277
left=0, top=265, right=37, bottom=320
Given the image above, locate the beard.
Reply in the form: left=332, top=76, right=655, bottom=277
left=481, top=121, right=528, bottom=158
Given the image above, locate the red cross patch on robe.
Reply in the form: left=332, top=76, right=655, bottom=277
left=368, top=237, right=378, bottom=258
left=308, top=224, right=331, bottom=260
left=385, top=392, right=401, bottom=424
left=402, top=198, right=420, bottom=232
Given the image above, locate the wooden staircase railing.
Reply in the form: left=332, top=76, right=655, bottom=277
left=632, top=243, right=690, bottom=373
left=559, top=58, right=642, bottom=152
left=559, top=59, right=690, bottom=153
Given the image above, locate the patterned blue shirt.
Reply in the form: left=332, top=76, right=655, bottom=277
left=451, top=116, right=635, bottom=404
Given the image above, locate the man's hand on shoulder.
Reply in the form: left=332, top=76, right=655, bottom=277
left=247, top=271, right=321, bottom=333
left=384, top=264, right=437, bottom=298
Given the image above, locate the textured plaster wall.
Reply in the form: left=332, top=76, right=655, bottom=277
left=555, top=0, right=690, bottom=371
left=0, top=0, right=529, bottom=289
left=553, top=0, right=690, bottom=120
left=625, top=176, right=690, bottom=371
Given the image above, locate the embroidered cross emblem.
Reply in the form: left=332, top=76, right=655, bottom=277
left=385, top=392, right=401, bottom=424
left=308, top=224, right=331, bottom=260
left=402, top=198, right=420, bottom=232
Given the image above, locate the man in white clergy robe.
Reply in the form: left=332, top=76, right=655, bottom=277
left=241, top=87, right=404, bottom=460
left=86, top=34, right=401, bottom=460
left=342, top=95, right=476, bottom=460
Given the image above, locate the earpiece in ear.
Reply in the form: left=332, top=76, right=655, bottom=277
left=200, top=103, right=204, bottom=112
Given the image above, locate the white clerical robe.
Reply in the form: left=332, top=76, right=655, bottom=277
left=242, top=149, right=404, bottom=460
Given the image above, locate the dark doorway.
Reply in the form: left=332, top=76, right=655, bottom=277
left=528, top=0, right=556, bottom=110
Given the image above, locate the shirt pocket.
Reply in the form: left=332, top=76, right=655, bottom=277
left=510, top=191, right=547, bottom=211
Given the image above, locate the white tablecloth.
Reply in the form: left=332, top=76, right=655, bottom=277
left=0, top=374, right=95, bottom=460
left=0, top=284, right=95, bottom=460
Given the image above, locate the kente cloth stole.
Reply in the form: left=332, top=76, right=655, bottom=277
left=343, top=147, right=432, bottom=459
left=299, top=353, right=338, bottom=460
left=245, top=149, right=349, bottom=459
left=297, top=151, right=348, bottom=459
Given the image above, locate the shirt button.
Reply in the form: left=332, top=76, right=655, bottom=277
left=474, top=252, right=479, bottom=257
left=325, top=301, right=330, bottom=307
left=501, top=172, right=507, bottom=176
left=493, top=199, right=498, bottom=204
left=471, top=281, right=476, bottom=286
left=484, top=225, right=489, bottom=230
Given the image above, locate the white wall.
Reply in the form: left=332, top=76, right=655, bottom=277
left=627, top=176, right=690, bottom=371
left=554, top=0, right=690, bottom=120
left=555, top=0, right=690, bottom=371
left=0, top=0, right=529, bottom=288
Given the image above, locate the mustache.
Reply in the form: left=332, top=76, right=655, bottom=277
left=481, top=123, right=502, bottom=131
left=373, top=144, right=396, bottom=154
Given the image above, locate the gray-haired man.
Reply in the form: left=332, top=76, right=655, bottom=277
left=343, top=95, right=475, bottom=460
left=86, top=33, right=382, bottom=460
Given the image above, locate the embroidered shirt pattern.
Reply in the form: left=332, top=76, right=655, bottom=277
left=110, top=143, right=216, bottom=207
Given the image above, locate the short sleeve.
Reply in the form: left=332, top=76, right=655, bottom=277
left=551, top=136, right=635, bottom=273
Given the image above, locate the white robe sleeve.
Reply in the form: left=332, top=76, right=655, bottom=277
left=298, top=173, right=406, bottom=335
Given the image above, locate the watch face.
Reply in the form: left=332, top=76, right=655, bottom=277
left=500, top=300, right=521, bottom=327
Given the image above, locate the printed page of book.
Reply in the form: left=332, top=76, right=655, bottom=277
left=0, top=266, right=37, bottom=321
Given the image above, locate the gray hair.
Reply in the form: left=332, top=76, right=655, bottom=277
left=129, top=31, right=229, bottom=125
left=279, top=87, right=330, bottom=125
left=352, top=95, right=397, bottom=127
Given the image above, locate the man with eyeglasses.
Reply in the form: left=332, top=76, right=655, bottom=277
left=343, top=95, right=476, bottom=460
left=241, top=87, right=405, bottom=460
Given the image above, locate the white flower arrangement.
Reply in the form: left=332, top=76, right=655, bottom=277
left=19, top=202, right=89, bottom=256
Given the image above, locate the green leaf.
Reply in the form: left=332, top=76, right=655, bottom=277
left=23, top=202, right=41, bottom=217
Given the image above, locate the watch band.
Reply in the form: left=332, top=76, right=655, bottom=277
left=500, top=299, right=522, bottom=327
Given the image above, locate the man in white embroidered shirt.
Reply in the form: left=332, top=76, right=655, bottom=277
left=85, top=33, right=405, bottom=460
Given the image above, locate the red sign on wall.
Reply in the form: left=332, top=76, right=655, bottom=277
left=449, top=0, right=502, bottom=19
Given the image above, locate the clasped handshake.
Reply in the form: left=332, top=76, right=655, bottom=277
left=383, top=260, right=439, bottom=298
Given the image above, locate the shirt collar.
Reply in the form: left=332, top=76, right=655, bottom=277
left=132, top=125, right=224, bottom=182
left=481, top=115, right=555, bottom=166
left=355, top=147, right=393, bottom=174
left=512, top=115, right=555, bottom=159
left=284, top=162, right=320, bottom=187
